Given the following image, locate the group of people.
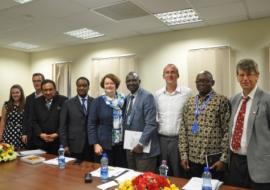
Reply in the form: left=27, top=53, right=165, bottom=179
left=0, top=58, right=269, bottom=190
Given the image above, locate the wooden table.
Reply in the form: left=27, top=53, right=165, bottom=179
left=0, top=154, right=249, bottom=190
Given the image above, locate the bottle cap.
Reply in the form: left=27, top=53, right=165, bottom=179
left=102, top=152, right=107, bottom=157
left=162, top=160, right=167, bottom=165
left=60, top=144, right=64, bottom=148
left=204, top=166, right=209, bottom=172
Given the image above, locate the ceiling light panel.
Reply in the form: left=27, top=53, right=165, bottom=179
left=14, top=0, right=32, bottom=4
left=154, top=8, right=202, bottom=26
left=64, top=28, right=104, bottom=39
left=9, top=41, right=39, bottom=49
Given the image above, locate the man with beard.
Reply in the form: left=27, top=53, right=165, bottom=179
left=32, top=79, right=67, bottom=154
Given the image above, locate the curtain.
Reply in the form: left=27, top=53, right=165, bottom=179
left=52, top=62, right=71, bottom=97
left=187, top=47, right=231, bottom=97
left=91, top=55, right=137, bottom=97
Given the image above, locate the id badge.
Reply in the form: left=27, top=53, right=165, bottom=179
left=191, top=121, right=199, bottom=134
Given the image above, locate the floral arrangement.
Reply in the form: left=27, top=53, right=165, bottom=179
left=117, top=172, right=180, bottom=190
left=0, top=143, right=17, bottom=162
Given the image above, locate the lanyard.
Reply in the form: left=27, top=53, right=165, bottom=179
left=194, top=92, right=213, bottom=120
left=192, top=92, right=213, bottom=134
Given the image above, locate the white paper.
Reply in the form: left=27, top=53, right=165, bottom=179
left=16, top=149, right=46, bottom=157
left=182, top=177, right=223, bottom=190
left=123, top=130, right=151, bottom=153
left=97, top=181, right=118, bottom=190
left=43, top=157, right=75, bottom=166
left=115, top=170, right=142, bottom=183
left=91, top=166, right=128, bottom=178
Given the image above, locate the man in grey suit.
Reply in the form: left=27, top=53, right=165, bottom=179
left=227, top=59, right=270, bottom=190
left=59, top=77, right=94, bottom=162
left=123, top=72, right=160, bottom=172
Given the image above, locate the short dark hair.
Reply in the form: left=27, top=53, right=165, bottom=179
left=197, top=70, right=214, bottom=81
left=76, top=77, right=90, bottom=86
left=41, top=79, right=56, bottom=89
left=100, top=73, right=120, bottom=89
left=236, top=59, right=259, bottom=75
left=32, top=73, right=45, bottom=80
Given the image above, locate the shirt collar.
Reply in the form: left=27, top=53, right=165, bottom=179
left=161, top=85, right=181, bottom=95
left=241, top=85, right=257, bottom=100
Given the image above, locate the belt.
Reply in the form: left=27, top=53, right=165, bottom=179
left=159, top=134, right=178, bottom=138
left=231, top=151, right=247, bottom=160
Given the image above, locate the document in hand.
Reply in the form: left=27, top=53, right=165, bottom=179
left=123, top=130, right=151, bottom=153
left=182, top=177, right=223, bottom=190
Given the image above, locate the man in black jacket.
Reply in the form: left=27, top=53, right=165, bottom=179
left=59, top=77, right=94, bottom=161
left=32, top=79, right=67, bottom=154
left=22, top=73, right=44, bottom=149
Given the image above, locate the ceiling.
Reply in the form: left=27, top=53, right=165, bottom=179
left=1, top=0, right=270, bottom=52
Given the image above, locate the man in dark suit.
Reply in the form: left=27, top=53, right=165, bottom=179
left=123, top=72, right=160, bottom=172
left=32, top=79, right=67, bottom=154
left=59, top=77, right=94, bottom=162
left=227, top=59, right=270, bottom=190
left=22, top=73, right=45, bottom=149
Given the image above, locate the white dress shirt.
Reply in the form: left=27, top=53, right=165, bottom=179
left=155, top=86, right=192, bottom=136
left=231, top=85, right=257, bottom=155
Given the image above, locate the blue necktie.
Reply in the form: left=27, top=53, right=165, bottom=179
left=81, top=98, right=87, bottom=115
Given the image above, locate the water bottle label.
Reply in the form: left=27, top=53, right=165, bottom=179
left=100, top=166, right=108, bottom=179
left=202, top=187, right=212, bottom=190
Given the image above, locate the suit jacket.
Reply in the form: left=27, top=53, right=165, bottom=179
left=22, top=92, right=35, bottom=136
left=123, top=88, right=160, bottom=159
left=87, top=96, right=114, bottom=150
left=229, top=87, right=270, bottom=183
left=59, top=95, right=93, bottom=153
left=32, top=95, right=68, bottom=149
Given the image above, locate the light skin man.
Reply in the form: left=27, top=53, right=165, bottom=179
left=21, top=73, right=44, bottom=146
left=155, top=64, right=192, bottom=177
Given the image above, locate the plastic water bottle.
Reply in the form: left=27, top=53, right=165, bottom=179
left=100, top=153, right=109, bottom=182
left=58, top=145, right=65, bottom=169
left=202, top=167, right=212, bottom=190
left=159, top=160, right=169, bottom=178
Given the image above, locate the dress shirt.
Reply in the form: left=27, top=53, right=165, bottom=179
left=179, top=91, right=230, bottom=164
left=155, top=86, right=192, bottom=136
left=231, top=86, right=257, bottom=155
left=79, top=96, right=88, bottom=111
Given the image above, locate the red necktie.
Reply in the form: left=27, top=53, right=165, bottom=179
left=231, top=97, right=249, bottom=151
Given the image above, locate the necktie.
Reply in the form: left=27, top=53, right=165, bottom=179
left=231, top=96, right=249, bottom=151
left=81, top=98, right=87, bottom=115
left=126, top=95, right=134, bottom=116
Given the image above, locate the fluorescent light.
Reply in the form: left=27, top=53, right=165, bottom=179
left=9, top=42, right=39, bottom=50
left=14, top=0, right=32, bottom=4
left=154, top=8, right=202, bottom=26
left=64, top=28, right=104, bottom=39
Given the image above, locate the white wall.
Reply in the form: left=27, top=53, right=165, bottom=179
left=0, top=48, right=30, bottom=111
left=30, top=17, right=270, bottom=97
left=1, top=17, right=270, bottom=109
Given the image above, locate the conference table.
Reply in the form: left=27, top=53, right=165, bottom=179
left=0, top=154, right=249, bottom=190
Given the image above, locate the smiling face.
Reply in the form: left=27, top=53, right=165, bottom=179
left=76, top=79, right=89, bottom=97
left=104, top=77, right=116, bottom=97
left=237, top=69, right=259, bottom=95
left=195, top=73, right=214, bottom=96
left=163, top=65, right=179, bottom=86
left=42, top=82, right=56, bottom=100
left=11, top=87, right=22, bottom=103
left=126, top=73, right=140, bottom=94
